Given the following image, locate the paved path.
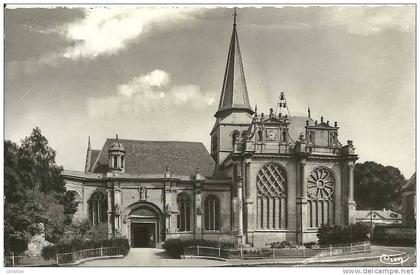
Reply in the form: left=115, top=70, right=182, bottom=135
left=80, top=246, right=415, bottom=267
left=80, top=248, right=225, bottom=267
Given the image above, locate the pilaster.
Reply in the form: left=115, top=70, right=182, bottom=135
left=296, top=158, right=308, bottom=244
left=244, top=158, right=253, bottom=245
left=194, top=183, right=203, bottom=238
left=347, top=161, right=356, bottom=224
left=106, top=186, right=115, bottom=239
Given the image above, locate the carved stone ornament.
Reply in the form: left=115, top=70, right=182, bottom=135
left=266, top=129, right=279, bottom=141
left=164, top=204, right=171, bottom=216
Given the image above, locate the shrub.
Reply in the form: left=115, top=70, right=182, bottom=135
left=162, top=238, right=236, bottom=259
left=268, top=240, right=297, bottom=249
left=317, top=223, right=370, bottom=246
left=41, top=237, right=130, bottom=259
left=303, top=242, right=317, bottom=249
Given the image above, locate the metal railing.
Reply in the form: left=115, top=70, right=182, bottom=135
left=184, top=241, right=371, bottom=260
left=56, top=247, right=123, bottom=264
left=4, top=247, right=124, bottom=267
left=4, top=254, right=56, bottom=267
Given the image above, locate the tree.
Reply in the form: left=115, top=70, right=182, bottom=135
left=354, top=161, right=405, bottom=211
left=4, top=128, right=77, bottom=253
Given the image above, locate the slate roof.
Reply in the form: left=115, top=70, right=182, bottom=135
left=91, top=139, right=216, bottom=178
left=288, top=116, right=314, bottom=142
left=215, top=19, right=253, bottom=118
left=89, top=150, right=100, bottom=171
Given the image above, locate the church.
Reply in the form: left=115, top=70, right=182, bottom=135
left=62, top=11, right=358, bottom=248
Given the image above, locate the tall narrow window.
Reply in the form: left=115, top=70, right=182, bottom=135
left=113, top=155, right=118, bottom=168
left=177, top=194, right=191, bottom=231
left=256, top=163, right=287, bottom=229
left=204, top=195, right=220, bottom=230
left=307, top=167, right=335, bottom=228
left=88, top=191, right=107, bottom=226
left=257, top=130, right=263, bottom=142
left=121, top=156, right=124, bottom=168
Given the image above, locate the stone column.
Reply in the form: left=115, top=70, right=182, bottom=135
left=235, top=161, right=244, bottom=245
left=347, top=162, right=356, bottom=224
left=244, top=159, right=253, bottom=245
left=107, top=189, right=114, bottom=238
left=296, top=159, right=308, bottom=244
left=164, top=182, right=173, bottom=236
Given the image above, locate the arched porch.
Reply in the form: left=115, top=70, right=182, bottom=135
left=123, top=201, right=164, bottom=248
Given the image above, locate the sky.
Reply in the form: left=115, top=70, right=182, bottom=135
left=4, top=5, right=415, bottom=178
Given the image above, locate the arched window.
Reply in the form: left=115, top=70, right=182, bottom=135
left=232, top=131, right=239, bottom=147
left=177, top=193, right=191, bottom=232
left=257, top=130, right=263, bottom=142
left=282, top=130, right=287, bottom=142
left=241, top=131, right=247, bottom=142
left=204, top=195, right=220, bottom=230
left=256, top=163, right=287, bottom=229
left=307, top=167, right=335, bottom=228
left=88, top=191, right=107, bottom=226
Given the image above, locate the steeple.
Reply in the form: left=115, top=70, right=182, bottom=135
left=215, top=8, right=253, bottom=118
left=84, top=136, right=92, bottom=173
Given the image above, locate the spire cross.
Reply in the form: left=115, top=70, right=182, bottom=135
left=233, top=7, right=237, bottom=26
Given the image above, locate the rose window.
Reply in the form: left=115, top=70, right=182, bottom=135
left=307, top=167, right=335, bottom=200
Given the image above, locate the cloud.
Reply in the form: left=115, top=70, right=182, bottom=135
left=321, top=6, right=414, bottom=36
left=87, top=69, right=215, bottom=118
left=61, top=7, right=202, bottom=59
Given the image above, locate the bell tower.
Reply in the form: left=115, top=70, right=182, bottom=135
left=211, top=8, right=254, bottom=165
left=108, top=134, right=126, bottom=173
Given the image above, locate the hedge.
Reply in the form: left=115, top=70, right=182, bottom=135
left=317, top=223, right=370, bottom=246
left=162, top=238, right=236, bottom=258
left=41, top=238, right=130, bottom=259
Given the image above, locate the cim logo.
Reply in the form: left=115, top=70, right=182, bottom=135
left=379, top=254, right=409, bottom=266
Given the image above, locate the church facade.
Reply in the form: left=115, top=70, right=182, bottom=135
left=62, top=14, right=358, bottom=248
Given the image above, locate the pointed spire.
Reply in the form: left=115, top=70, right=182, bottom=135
left=85, top=136, right=92, bottom=173
left=308, top=106, right=311, bottom=119
left=115, top=134, right=119, bottom=142
left=215, top=8, right=253, bottom=118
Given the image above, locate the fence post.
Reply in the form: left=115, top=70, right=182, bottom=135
left=350, top=243, right=353, bottom=253
left=363, top=242, right=367, bottom=252
left=329, top=245, right=332, bottom=256
left=11, top=252, right=15, bottom=267
left=197, top=245, right=200, bottom=256
left=272, top=248, right=275, bottom=259
left=100, top=246, right=103, bottom=257
left=56, top=253, right=59, bottom=264
left=303, top=247, right=306, bottom=257
left=240, top=246, right=243, bottom=259
left=218, top=246, right=221, bottom=258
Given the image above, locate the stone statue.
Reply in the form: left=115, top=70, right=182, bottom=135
left=139, top=186, right=147, bottom=200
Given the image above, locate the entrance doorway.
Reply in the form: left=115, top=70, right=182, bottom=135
left=131, top=223, right=155, bottom=248
left=127, top=202, right=164, bottom=248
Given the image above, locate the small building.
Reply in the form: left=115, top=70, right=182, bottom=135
left=355, top=209, right=402, bottom=225
left=401, top=173, right=416, bottom=225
